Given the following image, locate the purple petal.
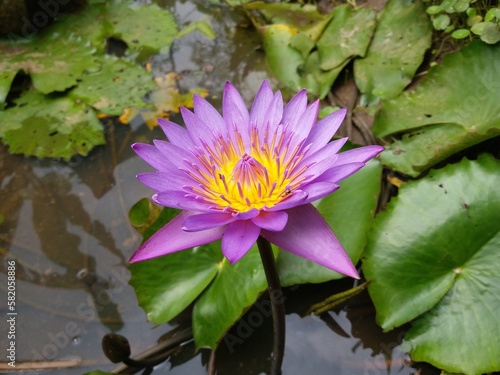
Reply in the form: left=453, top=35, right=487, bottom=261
left=306, top=108, right=347, bottom=154
left=157, top=118, right=194, bottom=148
left=287, top=100, right=319, bottom=156
left=193, top=95, right=227, bottom=136
left=153, top=191, right=212, bottom=212
left=223, top=82, right=250, bottom=144
left=129, top=211, right=225, bottom=263
left=221, top=220, right=261, bottom=263
left=282, top=89, right=307, bottom=129
left=336, top=145, right=384, bottom=164
left=262, top=91, right=284, bottom=140
left=266, top=190, right=308, bottom=212
left=181, top=107, right=216, bottom=147
left=315, top=162, right=366, bottom=184
left=132, top=143, right=168, bottom=171
left=182, top=212, right=236, bottom=232
left=301, top=182, right=340, bottom=204
left=137, top=171, right=192, bottom=192
left=261, top=203, right=359, bottom=278
left=233, top=208, right=260, bottom=220
left=250, top=80, right=274, bottom=128
left=153, top=139, right=194, bottom=169
left=251, top=210, right=288, bottom=231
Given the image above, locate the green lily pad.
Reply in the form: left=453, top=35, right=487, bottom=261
left=0, top=33, right=98, bottom=97
left=70, top=57, right=156, bottom=116
left=0, top=90, right=104, bottom=159
left=277, top=158, right=383, bottom=286
left=129, top=206, right=269, bottom=349
left=107, top=1, right=178, bottom=54
left=193, top=244, right=268, bottom=349
left=354, top=0, right=432, bottom=103
left=363, top=154, right=500, bottom=374
left=262, top=24, right=303, bottom=92
left=316, top=5, right=376, bottom=71
left=374, top=41, right=500, bottom=176
left=130, top=242, right=223, bottom=325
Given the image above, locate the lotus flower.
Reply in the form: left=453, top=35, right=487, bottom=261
left=130, top=81, right=383, bottom=278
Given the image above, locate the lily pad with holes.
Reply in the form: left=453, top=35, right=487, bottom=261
left=363, top=154, right=500, bottom=375
left=106, top=1, right=178, bottom=54
left=70, top=56, right=156, bottom=116
left=0, top=90, right=104, bottom=159
left=0, top=33, right=98, bottom=98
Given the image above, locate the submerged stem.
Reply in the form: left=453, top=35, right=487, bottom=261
left=257, top=236, right=285, bottom=375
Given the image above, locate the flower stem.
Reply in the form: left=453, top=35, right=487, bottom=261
left=257, top=236, right=285, bottom=375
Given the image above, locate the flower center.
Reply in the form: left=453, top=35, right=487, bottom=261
left=183, top=126, right=310, bottom=213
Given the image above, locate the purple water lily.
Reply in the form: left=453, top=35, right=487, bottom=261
left=130, top=80, right=383, bottom=279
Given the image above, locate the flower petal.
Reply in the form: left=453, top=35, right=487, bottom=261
left=157, top=118, right=194, bottom=148
left=221, top=220, right=261, bottom=263
left=301, top=182, right=340, bottom=204
left=261, top=203, right=359, bottom=278
left=266, top=190, right=308, bottom=212
left=282, top=88, right=307, bottom=129
left=153, top=139, right=194, bottom=168
left=251, top=210, right=288, bottom=231
left=137, top=171, right=192, bottom=192
left=250, top=80, right=274, bottom=128
left=233, top=208, right=260, bottom=220
left=287, top=100, right=319, bottom=156
left=132, top=143, right=168, bottom=171
left=306, top=108, right=347, bottom=154
left=182, top=212, right=236, bottom=232
left=223, top=81, right=250, bottom=146
left=193, top=95, right=227, bottom=136
left=315, top=162, right=366, bottom=184
left=153, top=191, right=213, bottom=212
left=129, top=211, right=225, bottom=263
left=181, top=107, right=216, bottom=147
left=336, top=145, right=384, bottom=164
left=263, top=91, right=284, bottom=139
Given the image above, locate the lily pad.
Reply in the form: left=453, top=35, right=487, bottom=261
left=277, top=158, right=383, bottom=286
left=193, top=244, right=268, bottom=349
left=374, top=41, right=500, bottom=176
left=0, top=33, right=98, bottom=97
left=0, top=90, right=105, bottom=159
left=316, top=5, right=376, bottom=71
left=129, top=206, right=268, bottom=349
left=70, top=57, right=156, bottom=116
left=363, top=154, right=500, bottom=374
left=354, top=0, right=432, bottom=103
left=107, top=1, right=178, bottom=54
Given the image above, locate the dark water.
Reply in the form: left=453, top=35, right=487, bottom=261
left=0, top=1, right=439, bottom=374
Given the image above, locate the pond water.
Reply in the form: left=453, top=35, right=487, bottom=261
left=0, top=1, right=440, bottom=374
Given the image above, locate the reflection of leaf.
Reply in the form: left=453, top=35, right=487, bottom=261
left=354, top=0, right=432, bottom=103
left=277, top=157, right=382, bottom=286
left=374, top=41, right=500, bottom=176
left=363, top=154, right=500, bottom=375
left=0, top=90, right=104, bottom=159
left=70, top=57, right=156, bottom=116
